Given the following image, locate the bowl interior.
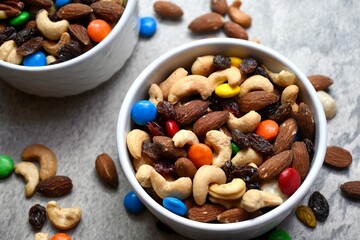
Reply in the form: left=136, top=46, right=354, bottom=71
left=117, top=38, right=327, bottom=238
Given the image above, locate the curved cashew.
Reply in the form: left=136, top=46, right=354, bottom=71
left=238, top=75, right=274, bottom=97
left=167, top=75, right=213, bottom=104
left=231, top=148, right=263, bottom=166
left=208, top=66, right=242, bottom=86
left=261, top=179, right=289, bottom=202
left=14, top=162, right=39, bottom=197
left=191, top=55, right=215, bottom=76
left=226, top=111, right=261, bottom=133
left=35, top=233, right=50, bottom=240
left=205, top=130, right=231, bottom=167
left=0, top=40, right=22, bottom=64
left=126, top=129, right=150, bottom=159
left=240, top=189, right=283, bottom=212
left=21, top=144, right=57, bottom=181
left=228, top=7, right=252, bottom=28
left=281, top=84, right=299, bottom=113
left=208, top=196, right=241, bottom=209
left=193, top=165, right=226, bottom=205
left=42, top=32, right=71, bottom=56
left=159, top=68, right=188, bottom=99
left=136, top=164, right=192, bottom=200
left=148, top=83, right=163, bottom=106
left=46, top=201, right=82, bottom=230
left=317, top=90, right=337, bottom=119
left=172, top=129, right=199, bottom=147
left=262, top=65, right=296, bottom=87
left=36, top=9, right=69, bottom=40
left=208, top=178, right=246, bottom=200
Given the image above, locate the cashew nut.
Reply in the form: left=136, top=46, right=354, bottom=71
left=240, top=189, right=283, bottom=212
left=208, top=196, right=241, bottom=209
left=159, top=68, right=188, bottom=99
left=205, top=130, right=231, bottom=167
left=281, top=84, right=299, bottom=114
left=21, top=144, right=57, bottom=181
left=238, top=75, right=274, bottom=97
left=14, top=162, right=39, bottom=197
left=36, top=9, right=69, bottom=41
left=46, top=201, right=82, bottom=230
left=228, top=7, right=252, bottom=28
left=208, top=66, right=242, bottom=86
left=226, top=111, right=261, bottom=133
left=317, top=90, right=337, bottom=119
left=261, top=179, right=289, bottom=202
left=231, top=148, right=263, bottom=166
left=135, top=164, right=153, bottom=187
left=172, top=129, right=199, bottom=147
left=193, top=165, right=226, bottom=205
left=191, top=55, right=215, bottom=76
left=35, top=232, right=50, bottom=240
left=126, top=129, right=150, bottom=159
left=262, top=65, right=296, bottom=87
left=167, top=75, right=213, bottom=104
left=0, top=40, right=23, bottom=64
left=208, top=178, right=246, bottom=200
left=42, top=32, right=71, bottom=56
left=148, top=83, right=163, bottom=106
left=46, top=55, right=57, bottom=65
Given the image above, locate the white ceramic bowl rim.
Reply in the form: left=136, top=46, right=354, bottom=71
left=0, top=0, right=137, bottom=72
left=117, top=38, right=327, bottom=233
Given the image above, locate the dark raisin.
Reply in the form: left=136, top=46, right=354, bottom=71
left=157, top=101, right=175, bottom=119
left=28, top=204, right=46, bottom=229
left=232, top=129, right=251, bottom=149
left=141, top=140, right=161, bottom=161
left=253, top=66, right=269, bottom=78
left=257, top=101, right=280, bottom=119
left=16, top=36, right=43, bottom=56
left=268, top=103, right=292, bottom=123
left=223, top=161, right=261, bottom=189
left=240, top=57, right=258, bottom=75
left=57, top=40, right=82, bottom=61
left=147, top=121, right=165, bottom=136
left=14, top=28, right=38, bottom=46
left=220, top=97, right=240, bottom=117
left=209, top=94, right=223, bottom=112
left=303, top=138, right=314, bottom=159
left=247, top=133, right=274, bottom=155
left=0, top=26, right=17, bottom=45
left=308, top=191, right=329, bottom=221
left=154, top=161, right=176, bottom=176
left=213, top=54, right=231, bottom=70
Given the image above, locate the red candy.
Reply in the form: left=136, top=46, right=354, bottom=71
left=278, top=168, right=301, bottom=195
left=165, top=120, right=180, bottom=137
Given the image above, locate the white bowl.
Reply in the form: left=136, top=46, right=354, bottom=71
left=0, top=0, right=139, bottom=97
left=117, top=38, right=327, bottom=240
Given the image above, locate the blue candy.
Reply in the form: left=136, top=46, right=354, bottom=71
left=163, top=197, right=187, bottom=216
left=139, top=16, right=157, bottom=37
left=124, top=191, right=145, bottom=214
left=55, top=0, right=72, bottom=8
left=131, top=100, right=157, bottom=125
left=23, top=51, right=47, bottom=67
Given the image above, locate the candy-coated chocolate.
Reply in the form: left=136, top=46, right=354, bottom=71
left=163, top=197, right=187, bottom=216
left=0, top=155, right=14, bottom=178
left=124, top=191, right=145, bottom=214
left=23, top=51, right=47, bottom=67
left=55, top=0, right=72, bottom=8
left=139, top=16, right=157, bottom=37
left=131, top=100, right=157, bottom=126
left=269, top=229, right=292, bottom=240
left=215, top=83, right=240, bottom=98
left=165, top=120, right=180, bottom=137
left=87, top=19, right=111, bottom=43
left=231, top=142, right=241, bottom=157
left=9, top=11, right=30, bottom=26
left=278, top=168, right=301, bottom=195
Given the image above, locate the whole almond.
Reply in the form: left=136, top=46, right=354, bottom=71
left=291, top=141, right=310, bottom=180
left=153, top=136, right=187, bottom=161
left=175, top=157, right=197, bottom=179
left=57, top=3, right=93, bottom=20
left=90, top=1, right=124, bottom=22
left=217, top=208, right=260, bottom=223
left=24, top=0, right=52, bottom=8
left=153, top=1, right=183, bottom=19
left=324, top=146, right=352, bottom=168
left=340, top=181, right=360, bottom=200
left=273, top=118, right=298, bottom=154
left=307, top=75, right=334, bottom=91
left=95, top=153, right=119, bottom=188
left=188, top=203, right=227, bottom=222
left=228, top=7, right=252, bottom=28
left=296, top=102, right=315, bottom=140
left=238, top=91, right=279, bottom=112
left=223, top=21, right=248, bottom=40
left=36, top=176, right=73, bottom=197
left=258, top=150, right=293, bottom=180
left=193, top=111, right=229, bottom=138
left=174, top=99, right=210, bottom=126
left=188, top=12, right=224, bottom=33
left=211, top=0, right=228, bottom=16
left=69, top=24, right=91, bottom=46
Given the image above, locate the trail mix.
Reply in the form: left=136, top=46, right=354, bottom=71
left=0, top=0, right=127, bottom=66
left=125, top=54, right=318, bottom=223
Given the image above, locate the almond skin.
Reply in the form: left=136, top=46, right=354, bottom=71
left=238, top=91, right=279, bottom=112
left=223, top=21, right=248, bottom=40
left=296, top=102, right=315, bottom=141
left=153, top=1, right=183, bottom=19
left=192, top=111, right=229, bottom=138
left=90, top=1, right=124, bottom=22
left=307, top=75, right=334, bottom=91
left=273, top=118, right=298, bottom=154
left=211, top=0, right=228, bottom=16
left=36, top=176, right=73, bottom=197
left=188, top=12, right=224, bottom=33
left=340, top=181, right=360, bottom=200
left=174, top=99, right=210, bottom=126
left=188, top=203, right=227, bottom=222
left=324, top=146, right=352, bottom=168
left=217, top=208, right=261, bottom=223
left=291, top=141, right=310, bottom=180
left=68, top=24, right=91, bottom=46
left=153, top=136, right=187, bottom=161
left=57, top=3, right=93, bottom=20
left=95, top=153, right=119, bottom=188
left=258, top=150, right=293, bottom=180
left=175, top=157, right=197, bottom=179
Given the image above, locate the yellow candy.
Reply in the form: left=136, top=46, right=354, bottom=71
left=230, top=57, right=242, bottom=68
left=215, top=83, right=241, bottom=98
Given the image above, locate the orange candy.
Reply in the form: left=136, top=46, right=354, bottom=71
left=255, top=119, right=279, bottom=141
left=87, top=19, right=111, bottom=43
left=51, top=233, right=71, bottom=240
left=187, top=143, right=213, bottom=168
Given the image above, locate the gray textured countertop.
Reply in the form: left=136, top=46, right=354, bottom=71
left=1, top=1, right=359, bottom=239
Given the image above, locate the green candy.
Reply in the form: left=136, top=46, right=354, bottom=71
left=231, top=142, right=241, bottom=157
left=9, top=11, right=30, bottom=26
left=269, top=229, right=292, bottom=240
left=0, top=155, right=14, bottom=178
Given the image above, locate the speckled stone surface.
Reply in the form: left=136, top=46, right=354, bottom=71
left=0, top=1, right=359, bottom=239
